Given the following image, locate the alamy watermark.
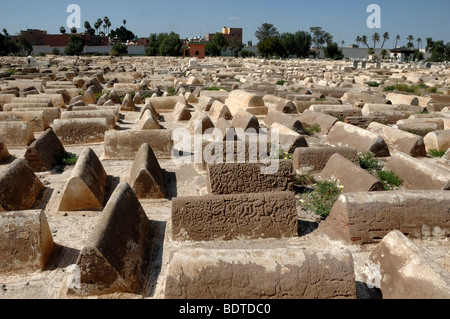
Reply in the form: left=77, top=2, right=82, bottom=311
left=367, top=4, right=381, bottom=29
left=66, top=4, right=81, bottom=30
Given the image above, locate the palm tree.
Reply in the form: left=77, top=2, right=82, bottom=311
left=70, top=27, right=77, bottom=34
left=84, top=21, right=91, bottom=32
left=381, top=49, right=388, bottom=59
left=103, top=17, right=110, bottom=34
left=355, top=36, right=362, bottom=47
left=407, top=35, right=415, bottom=48
left=96, top=18, right=103, bottom=35
left=417, top=38, right=422, bottom=50
left=123, top=19, right=127, bottom=27
left=341, top=40, right=345, bottom=49
left=394, top=35, right=401, bottom=48
left=380, top=32, right=390, bottom=49
left=372, top=32, right=380, bottom=49
left=361, top=35, right=369, bottom=48
left=60, top=26, right=66, bottom=34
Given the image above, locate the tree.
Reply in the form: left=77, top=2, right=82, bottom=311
left=323, top=42, right=344, bottom=60
left=159, top=32, right=182, bottom=56
left=280, top=32, right=296, bottom=57
left=355, top=36, right=362, bottom=47
left=257, top=36, right=283, bottom=58
left=109, top=26, right=135, bottom=43
left=407, top=35, right=415, bottom=49
left=310, top=27, right=333, bottom=58
left=111, top=41, right=128, bottom=56
left=205, top=41, right=222, bottom=56
left=371, top=32, right=380, bottom=49
left=380, top=49, right=388, bottom=59
left=361, top=35, right=369, bottom=48
left=123, top=20, right=127, bottom=26
left=18, top=34, right=33, bottom=56
left=255, top=23, right=279, bottom=43
left=71, top=27, right=77, bottom=34
left=211, top=33, right=228, bottom=51
left=293, top=31, right=312, bottom=58
left=103, top=17, right=111, bottom=35
left=145, top=33, right=160, bottom=56
left=64, top=35, right=85, bottom=56
left=394, top=35, right=401, bottom=48
left=417, top=38, right=422, bottom=50
left=60, top=26, right=66, bottom=34
left=228, top=37, right=244, bottom=57
left=380, top=32, right=390, bottom=49
left=341, top=40, right=345, bottom=49
left=240, top=49, right=256, bottom=58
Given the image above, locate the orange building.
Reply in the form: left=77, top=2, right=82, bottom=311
left=182, top=41, right=205, bottom=59
left=206, top=27, right=243, bottom=45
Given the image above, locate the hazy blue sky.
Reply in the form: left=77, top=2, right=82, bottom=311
left=1, top=0, right=449, bottom=46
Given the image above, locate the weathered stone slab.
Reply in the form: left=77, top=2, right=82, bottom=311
left=0, top=135, right=10, bottom=162
left=424, top=130, right=450, bottom=152
left=293, top=146, right=358, bottom=173
left=368, top=230, right=450, bottom=299
left=270, top=123, right=308, bottom=153
left=225, top=90, right=268, bottom=116
left=0, top=121, right=35, bottom=147
left=208, top=100, right=233, bottom=123
left=104, top=130, right=174, bottom=159
left=25, top=128, right=66, bottom=172
left=196, top=96, right=215, bottom=112
left=68, top=183, right=153, bottom=296
left=0, top=159, right=44, bottom=211
left=319, top=191, right=450, bottom=244
left=11, top=107, right=61, bottom=125
left=187, top=111, right=215, bottom=134
left=53, top=118, right=108, bottom=145
left=326, top=122, right=390, bottom=157
left=3, top=102, right=52, bottom=112
left=146, top=96, right=188, bottom=112
left=0, top=210, right=54, bottom=273
left=299, top=110, right=338, bottom=135
left=384, top=152, right=450, bottom=190
left=320, top=153, right=384, bottom=192
left=367, top=122, right=427, bottom=157
left=172, top=191, right=298, bottom=241
left=60, top=110, right=116, bottom=129
left=385, top=93, right=419, bottom=106
left=136, top=109, right=161, bottom=130
left=206, top=160, right=293, bottom=195
left=58, top=147, right=107, bottom=211
left=165, top=248, right=356, bottom=299
left=263, top=111, right=306, bottom=135
left=129, top=143, right=165, bottom=199
left=263, top=95, right=298, bottom=113
left=172, top=102, right=192, bottom=122
left=0, top=111, right=50, bottom=132
left=231, top=110, right=260, bottom=132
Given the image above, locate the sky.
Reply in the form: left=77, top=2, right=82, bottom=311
left=1, top=0, right=449, bottom=47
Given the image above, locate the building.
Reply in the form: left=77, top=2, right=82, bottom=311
left=182, top=38, right=206, bottom=59
left=389, top=47, right=416, bottom=62
left=205, top=27, right=243, bottom=45
left=13, top=29, right=109, bottom=48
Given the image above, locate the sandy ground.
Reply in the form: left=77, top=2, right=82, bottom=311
left=1, top=108, right=449, bottom=300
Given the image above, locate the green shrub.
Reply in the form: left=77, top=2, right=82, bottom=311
left=62, top=153, right=78, bottom=166
left=315, top=98, right=327, bottom=101
left=204, top=86, right=228, bottom=91
left=384, top=85, right=395, bottom=92
left=167, top=87, right=176, bottom=96
left=377, top=170, right=403, bottom=190
left=367, top=81, right=380, bottom=87
left=299, top=180, right=342, bottom=218
left=359, top=152, right=380, bottom=170
left=303, top=123, right=321, bottom=136
left=293, top=174, right=316, bottom=186
left=276, top=80, right=286, bottom=86
left=427, top=149, right=446, bottom=158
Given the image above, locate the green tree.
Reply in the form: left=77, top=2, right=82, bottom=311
left=294, top=31, right=312, bottom=58
left=205, top=41, right=222, bottom=56
left=111, top=41, right=128, bottom=56
left=381, top=49, right=388, bottom=59
left=145, top=33, right=160, bottom=56
left=361, top=35, right=369, bottom=48
left=18, top=34, right=33, bottom=56
left=64, top=35, right=85, bottom=56
left=394, top=35, right=401, bottom=48
left=257, top=36, right=283, bottom=58
left=109, top=26, right=135, bottom=43
left=255, top=23, right=279, bottom=43
left=310, top=27, right=333, bottom=58
left=280, top=32, right=295, bottom=57
left=371, top=32, right=380, bottom=49
left=71, top=27, right=77, bottom=34
left=355, top=36, right=362, bottom=47
left=380, top=32, right=390, bottom=49
left=60, top=26, right=66, bottom=34
left=407, top=35, right=415, bottom=49
left=159, top=32, right=182, bottom=56
left=240, top=49, right=256, bottom=58
left=323, top=42, right=344, bottom=60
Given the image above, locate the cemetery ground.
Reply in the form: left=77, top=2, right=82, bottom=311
left=0, top=55, right=449, bottom=300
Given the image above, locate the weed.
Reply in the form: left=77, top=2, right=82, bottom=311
left=358, top=152, right=380, bottom=170
left=303, top=123, right=321, bottom=136
left=367, top=81, right=380, bottom=87
left=61, top=153, right=78, bottom=166
left=377, top=170, right=403, bottom=190
left=276, top=80, right=286, bottom=86
left=293, top=174, right=316, bottom=186
left=427, top=149, right=446, bottom=158
left=299, top=180, right=342, bottom=218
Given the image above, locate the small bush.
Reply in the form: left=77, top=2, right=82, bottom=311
left=62, top=153, right=78, bottom=166
left=204, top=86, right=228, bottom=91
left=359, top=152, right=380, bottom=170
left=377, top=170, right=403, bottom=190
left=303, top=123, right=321, bottom=136
left=276, top=80, right=286, bottom=86
left=293, top=174, right=316, bottom=186
left=299, top=180, right=342, bottom=218
left=384, top=85, right=395, bottom=92
left=315, top=98, right=327, bottom=101
left=367, top=81, right=380, bottom=87
left=427, top=149, right=446, bottom=158
left=167, top=87, right=176, bottom=96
